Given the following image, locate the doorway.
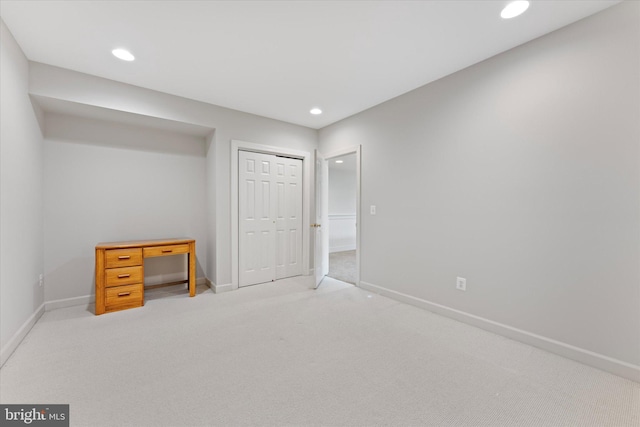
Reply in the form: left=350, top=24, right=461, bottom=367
left=327, top=153, right=357, bottom=285
left=313, top=145, right=361, bottom=288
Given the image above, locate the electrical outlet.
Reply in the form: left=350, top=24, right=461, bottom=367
left=456, top=277, right=466, bottom=291
left=39, top=273, right=44, bottom=287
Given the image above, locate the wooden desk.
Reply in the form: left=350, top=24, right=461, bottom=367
left=95, top=238, right=196, bottom=315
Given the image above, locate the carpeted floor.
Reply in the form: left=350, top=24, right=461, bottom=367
left=328, top=250, right=356, bottom=284
left=1, top=276, right=638, bottom=426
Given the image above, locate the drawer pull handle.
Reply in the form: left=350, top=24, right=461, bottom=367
left=118, top=255, right=131, bottom=260
left=162, top=249, right=173, bottom=253
left=118, top=274, right=131, bottom=278
left=118, top=292, right=131, bottom=297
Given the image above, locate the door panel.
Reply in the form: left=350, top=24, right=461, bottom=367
left=275, top=156, right=303, bottom=280
left=261, top=180, right=270, bottom=218
left=239, top=151, right=276, bottom=286
left=245, top=180, right=255, bottom=219
left=289, top=230, right=297, bottom=264
left=276, top=182, right=285, bottom=219
left=276, top=230, right=285, bottom=269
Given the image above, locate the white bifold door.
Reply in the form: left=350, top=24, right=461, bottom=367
left=239, top=150, right=303, bottom=287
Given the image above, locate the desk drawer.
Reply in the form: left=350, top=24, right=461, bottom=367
left=143, top=244, right=189, bottom=258
left=105, top=266, right=143, bottom=287
left=105, top=248, right=142, bottom=268
left=105, top=283, right=143, bottom=308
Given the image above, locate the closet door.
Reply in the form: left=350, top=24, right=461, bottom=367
left=275, top=157, right=303, bottom=279
left=239, top=151, right=276, bottom=287
left=239, top=151, right=303, bottom=287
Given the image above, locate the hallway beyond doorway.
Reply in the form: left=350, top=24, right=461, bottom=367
left=328, top=250, right=356, bottom=285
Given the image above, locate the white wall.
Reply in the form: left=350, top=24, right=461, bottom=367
left=319, top=1, right=640, bottom=374
left=328, top=167, right=356, bottom=252
left=28, top=62, right=317, bottom=294
left=0, top=20, right=44, bottom=356
left=43, top=113, right=208, bottom=302
left=329, top=168, right=357, bottom=214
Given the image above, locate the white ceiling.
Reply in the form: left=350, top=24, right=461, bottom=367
left=0, top=1, right=620, bottom=129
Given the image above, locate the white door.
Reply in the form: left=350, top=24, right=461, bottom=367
left=314, top=150, right=328, bottom=288
left=239, top=150, right=302, bottom=287
left=275, top=156, right=303, bottom=280
left=239, top=151, right=276, bottom=287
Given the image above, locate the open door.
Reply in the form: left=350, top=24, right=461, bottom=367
left=314, top=150, right=328, bottom=288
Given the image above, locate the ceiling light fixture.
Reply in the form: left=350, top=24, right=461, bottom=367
left=310, top=108, right=322, bottom=115
left=501, top=1, right=529, bottom=19
left=335, top=160, right=344, bottom=164
left=112, top=48, right=135, bottom=61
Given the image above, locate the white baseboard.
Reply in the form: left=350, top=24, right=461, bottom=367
left=45, top=277, right=210, bottom=310
left=212, top=282, right=234, bottom=293
left=44, top=278, right=207, bottom=310
left=359, top=281, right=640, bottom=383
left=45, top=294, right=94, bottom=311
left=0, top=303, right=45, bottom=368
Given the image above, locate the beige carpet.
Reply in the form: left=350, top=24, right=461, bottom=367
left=1, top=276, right=638, bottom=426
left=328, top=250, right=356, bottom=284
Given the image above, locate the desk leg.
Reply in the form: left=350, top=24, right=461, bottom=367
left=189, top=241, right=196, bottom=297
left=95, top=248, right=105, bottom=315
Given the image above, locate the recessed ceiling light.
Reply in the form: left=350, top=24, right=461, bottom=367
left=310, top=108, right=322, bottom=115
left=335, top=160, right=344, bottom=164
left=112, top=48, right=135, bottom=61
left=501, top=1, right=529, bottom=19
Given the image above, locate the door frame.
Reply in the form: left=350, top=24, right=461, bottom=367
left=231, top=139, right=311, bottom=290
left=323, top=145, right=361, bottom=286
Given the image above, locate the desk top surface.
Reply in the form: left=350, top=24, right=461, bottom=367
left=96, top=238, right=195, bottom=249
